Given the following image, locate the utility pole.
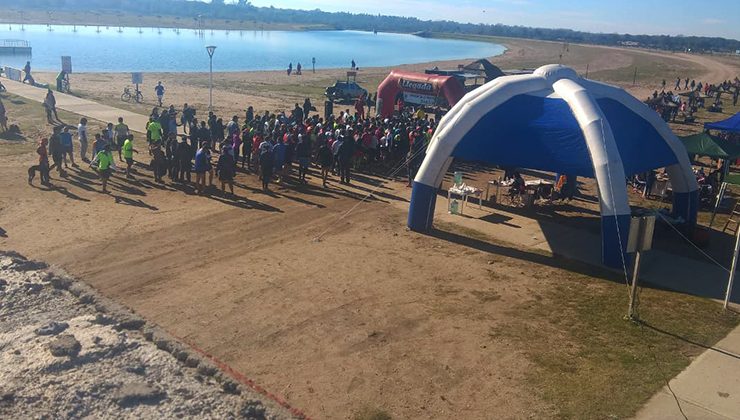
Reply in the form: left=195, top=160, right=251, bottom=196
left=206, top=45, right=217, bottom=112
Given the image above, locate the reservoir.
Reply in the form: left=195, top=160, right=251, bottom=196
left=0, top=25, right=506, bottom=72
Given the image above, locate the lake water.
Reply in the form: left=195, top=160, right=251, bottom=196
left=0, top=25, right=505, bottom=73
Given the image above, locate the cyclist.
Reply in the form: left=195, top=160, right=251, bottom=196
left=155, top=82, right=165, bottom=107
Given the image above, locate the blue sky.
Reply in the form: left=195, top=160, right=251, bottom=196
left=236, top=0, right=740, bottom=40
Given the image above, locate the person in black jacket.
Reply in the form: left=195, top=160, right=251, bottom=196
left=338, top=134, right=355, bottom=185
left=176, top=137, right=192, bottom=182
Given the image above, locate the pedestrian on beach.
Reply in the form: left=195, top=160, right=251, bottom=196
left=60, top=126, right=76, bottom=168
left=43, top=89, right=59, bottom=124
left=151, top=145, right=167, bottom=183
left=122, top=134, right=139, bottom=178
left=317, top=139, right=332, bottom=187
left=259, top=142, right=273, bottom=191
left=114, top=117, right=130, bottom=161
left=78, top=118, right=89, bottom=162
left=176, top=136, right=192, bottom=182
left=155, top=81, right=165, bottom=107
left=216, top=146, right=236, bottom=195
left=296, top=62, right=302, bottom=75
left=28, top=138, right=50, bottom=186
left=48, top=126, right=66, bottom=177
left=295, top=133, right=310, bottom=183
left=93, top=144, right=116, bottom=193
left=0, top=97, right=7, bottom=132
left=194, top=143, right=210, bottom=194
left=287, top=62, right=293, bottom=76
left=23, top=61, right=34, bottom=85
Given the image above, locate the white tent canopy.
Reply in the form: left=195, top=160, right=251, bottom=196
left=408, top=65, right=699, bottom=268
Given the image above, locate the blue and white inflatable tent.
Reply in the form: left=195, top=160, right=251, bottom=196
left=408, top=65, right=699, bottom=268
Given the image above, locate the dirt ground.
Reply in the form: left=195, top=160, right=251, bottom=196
left=2, top=40, right=740, bottom=419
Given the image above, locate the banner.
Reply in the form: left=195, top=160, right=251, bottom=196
left=403, top=91, right=436, bottom=106
left=131, top=72, right=143, bottom=84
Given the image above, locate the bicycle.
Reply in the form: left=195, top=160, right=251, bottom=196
left=121, top=86, right=143, bottom=103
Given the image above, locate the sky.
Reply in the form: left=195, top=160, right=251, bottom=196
left=235, top=0, right=740, bottom=40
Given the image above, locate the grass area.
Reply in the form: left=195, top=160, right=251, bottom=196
left=437, top=221, right=740, bottom=419
left=0, top=92, right=106, bottom=157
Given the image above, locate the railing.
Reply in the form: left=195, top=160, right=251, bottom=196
left=0, top=39, right=30, bottom=48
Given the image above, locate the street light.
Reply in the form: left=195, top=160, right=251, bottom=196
left=206, top=45, right=217, bottom=111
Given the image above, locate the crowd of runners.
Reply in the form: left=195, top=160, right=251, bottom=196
left=28, top=98, right=438, bottom=197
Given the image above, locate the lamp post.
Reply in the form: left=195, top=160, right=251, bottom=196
left=206, top=45, right=217, bottom=111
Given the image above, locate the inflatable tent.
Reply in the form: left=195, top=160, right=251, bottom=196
left=705, top=111, right=740, bottom=133
left=408, top=64, right=699, bottom=268
left=376, top=70, right=466, bottom=117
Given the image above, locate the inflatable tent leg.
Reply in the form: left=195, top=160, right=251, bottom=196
left=408, top=182, right=438, bottom=232
left=601, top=214, right=631, bottom=269
left=672, top=190, right=699, bottom=226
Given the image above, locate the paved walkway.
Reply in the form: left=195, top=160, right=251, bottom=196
left=633, top=323, right=740, bottom=420
left=2, top=78, right=149, bottom=133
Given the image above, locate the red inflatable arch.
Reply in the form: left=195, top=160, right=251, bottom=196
left=376, top=70, right=466, bottom=117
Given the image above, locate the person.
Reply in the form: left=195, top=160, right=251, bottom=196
left=351, top=59, right=356, bottom=69
left=338, top=134, right=354, bottom=184
left=292, top=103, right=304, bottom=123
left=245, top=106, right=254, bottom=124
left=59, top=126, right=76, bottom=168
left=122, top=134, right=139, bottom=178
left=354, top=96, right=365, bottom=119
left=259, top=142, right=273, bottom=191
left=302, top=98, right=312, bottom=121
left=23, top=61, right=34, bottom=85
left=0, top=97, right=8, bottom=132
left=28, top=138, right=50, bottom=186
left=93, top=144, right=116, bottom=193
left=114, top=117, right=130, bottom=161
left=181, top=103, right=196, bottom=133
left=147, top=117, right=163, bottom=148
left=674, top=77, right=681, bottom=91
left=92, top=133, right=106, bottom=159
left=317, top=139, right=332, bottom=187
left=194, top=143, right=210, bottom=194
left=216, top=146, right=236, bottom=195
left=295, top=134, right=311, bottom=183
left=155, top=81, right=165, bottom=107
left=272, top=138, right=286, bottom=184
left=56, top=70, right=67, bottom=92
left=78, top=118, right=89, bottom=162
left=151, top=145, right=167, bottom=183
left=287, top=62, right=293, bottom=76
left=226, top=115, right=240, bottom=139
left=43, top=89, right=59, bottom=124
left=176, top=136, right=192, bottom=182
left=48, top=126, right=66, bottom=177
left=296, top=62, right=302, bottom=75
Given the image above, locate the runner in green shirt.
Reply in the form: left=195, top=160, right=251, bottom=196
left=122, top=135, right=139, bottom=178
left=147, top=119, right=163, bottom=148
left=94, top=144, right=116, bottom=193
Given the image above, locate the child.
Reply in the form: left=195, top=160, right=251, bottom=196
left=122, top=134, right=139, bottom=178
left=28, top=138, right=51, bottom=186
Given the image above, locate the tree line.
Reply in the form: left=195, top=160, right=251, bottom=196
left=4, top=0, right=740, bottom=53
